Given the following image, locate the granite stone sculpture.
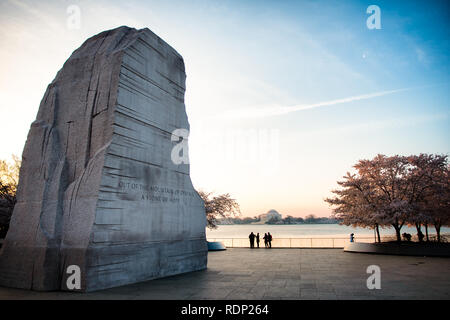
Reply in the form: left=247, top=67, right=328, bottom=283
left=0, top=26, right=207, bottom=292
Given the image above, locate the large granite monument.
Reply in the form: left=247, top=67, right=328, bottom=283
left=0, top=26, right=207, bottom=292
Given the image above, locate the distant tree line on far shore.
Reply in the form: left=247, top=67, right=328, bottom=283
left=217, top=214, right=339, bottom=225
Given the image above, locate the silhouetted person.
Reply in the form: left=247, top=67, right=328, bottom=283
left=402, top=233, right=412, bottom=242
left=268, top=232, right=272, bottom=248
left=249, top=232, right=255, bottom=248
left=263, top=233, right=268, bottom=248
left=256, top=233, right=260, bottom=248
left=350, top=233, right=354, bottom=242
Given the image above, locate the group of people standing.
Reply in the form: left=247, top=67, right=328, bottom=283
left=249, top=232, right=272, bottom=248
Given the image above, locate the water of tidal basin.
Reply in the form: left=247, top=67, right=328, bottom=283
left=206, top=224, right=450, bottom=239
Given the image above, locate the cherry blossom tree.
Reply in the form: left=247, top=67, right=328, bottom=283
left=325, top=172, right=386, bottom=242
left=326, top=154, right=449, bottom=243
left=404, top=154, right=448, bottom=241
left=353, top=155, right=412, bottom=242
left=0, top=155, right=21, bottom=238
left=416, top=162, right=450, bottom=242
left=198, top=191, right=241, bottom=229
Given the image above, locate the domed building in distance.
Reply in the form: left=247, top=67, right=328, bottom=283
left=255, top=209, right=283, bottom=224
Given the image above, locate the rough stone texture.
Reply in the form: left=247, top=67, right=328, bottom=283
left=0, top=26, right=207, bottom=292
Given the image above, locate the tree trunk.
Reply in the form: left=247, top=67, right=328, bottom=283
left=415, top=222, right=423, bottom=242
left=393, top=223, right=401, bottom=242
left=375, top=223, right=381, bottom=243
left=435, top=224, right=441, bottom=243
left=425, top=223, right=429, bottom=241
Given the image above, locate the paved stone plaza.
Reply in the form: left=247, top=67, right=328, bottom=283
left=0, top=248, right=449, bottom=300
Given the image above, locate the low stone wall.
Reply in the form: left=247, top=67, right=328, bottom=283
left=344, top=242, right=450, bottom=257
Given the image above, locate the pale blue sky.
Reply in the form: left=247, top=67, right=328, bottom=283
left=0, top=0, right=448, bottom=217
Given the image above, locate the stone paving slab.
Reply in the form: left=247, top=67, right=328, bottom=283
left=0, top=249, right=449, bottom=300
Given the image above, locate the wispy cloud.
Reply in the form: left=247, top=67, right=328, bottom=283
left=6, top=0, right=61, bottom=30
left=296, top=112, right=448, bottom=138
left=218, top=87, right=414, bottom=119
